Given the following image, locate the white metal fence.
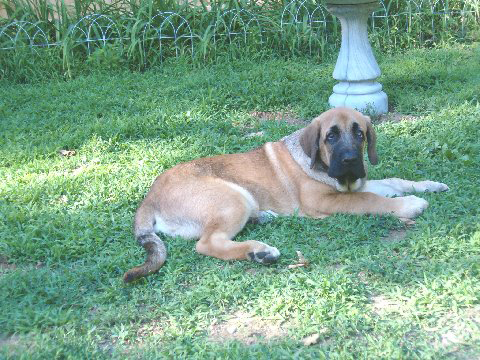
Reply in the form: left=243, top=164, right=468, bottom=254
left=1, top=0, right=478, bottom=59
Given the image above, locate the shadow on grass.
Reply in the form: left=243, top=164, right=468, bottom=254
left=1, top=228, right=478, bottom=358
left=1, top=45, right=480, bottom=358
left=3, top=45, right=479, bottom=167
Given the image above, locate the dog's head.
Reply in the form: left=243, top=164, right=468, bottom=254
left=300, top=107, right=378, bottom=192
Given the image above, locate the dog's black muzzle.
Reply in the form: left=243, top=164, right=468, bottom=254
left=328, top=148, right=366, bottom=185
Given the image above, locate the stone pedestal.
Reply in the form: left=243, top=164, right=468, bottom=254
left=326, top=0, right=388, bottom=115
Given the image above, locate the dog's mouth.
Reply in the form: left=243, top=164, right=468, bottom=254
left=336, top=173, right=360, bottom=185
left=332, top=172, right=366, bottom=192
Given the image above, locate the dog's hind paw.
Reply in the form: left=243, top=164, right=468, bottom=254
left=247, top=242, right=280, bottom=265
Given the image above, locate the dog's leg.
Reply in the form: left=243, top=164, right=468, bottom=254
left=196, top=230, right=280, bottom=265
left=194, top=184, right=280, bottom=265
left=362, top=178, right=449, bottom=197
left=301, top=182, right=429, bottom=219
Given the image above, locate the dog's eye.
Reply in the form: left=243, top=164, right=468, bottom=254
left=356, top=130, right=364, bottom=139
left=326, top=132, right=336, bottom=142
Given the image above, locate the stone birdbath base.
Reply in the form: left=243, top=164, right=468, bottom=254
left=326, top=0, right=388, bottom=115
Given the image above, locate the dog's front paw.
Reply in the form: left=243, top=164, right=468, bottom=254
left=395, top=195, right=429, bottom=219
left=247, top=242, right=280, bottom=265
left=417, top=180, right=449, bottom=193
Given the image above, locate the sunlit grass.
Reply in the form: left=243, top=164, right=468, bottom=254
left=0, top=44, right=479, bottom=359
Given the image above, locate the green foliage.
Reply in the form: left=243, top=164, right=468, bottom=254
left=85, top=43, right=126, bottom=71
left=0, top=0, right=479, bottom=81
left=0, top=44, right=480, bottom=358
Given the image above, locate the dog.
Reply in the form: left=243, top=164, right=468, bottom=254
left=123, top=107, right=448, bottom=282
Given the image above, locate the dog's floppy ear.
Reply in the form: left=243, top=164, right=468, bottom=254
left=300, top=121, right=321, bottom=169
left=365, top=116, right=378, bottom=165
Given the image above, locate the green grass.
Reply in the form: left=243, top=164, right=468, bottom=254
left=1, top=43, right=480, bottom=359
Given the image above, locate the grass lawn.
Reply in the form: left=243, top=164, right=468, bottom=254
left=1, top=43, right=480, bottom=359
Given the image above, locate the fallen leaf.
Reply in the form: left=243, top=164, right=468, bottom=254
left=288, top=250, right=310, bottom=269
left=71, top=166, right=86, bottom=176
left=358, top=271, right=368, bottom=284
left=59, top=149, right=76, bottom=157
left=302, top=333, right=320, bottom=346
left=227, top=325, right=237, bottom=334
left=399, top=218, right=416, bottom=226
left=58, top=195, right=68, bottom=203
left=297, top=251, right=308, bottom=264
left=244, top=131, right=265, bottom=138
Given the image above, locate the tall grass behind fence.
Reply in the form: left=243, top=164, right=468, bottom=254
left=0, top=0, right=479, bottom=81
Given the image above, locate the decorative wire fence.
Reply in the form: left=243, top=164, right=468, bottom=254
left=0, top=0, right=479, bottom=67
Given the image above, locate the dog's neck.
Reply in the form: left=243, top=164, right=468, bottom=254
left=281, top=129, right=338, bottom=189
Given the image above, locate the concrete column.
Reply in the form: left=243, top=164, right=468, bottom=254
left=326, top=1, right=388, bottom=114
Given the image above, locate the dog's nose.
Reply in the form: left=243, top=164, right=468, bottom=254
left=341, top=152, right=359, bottom=164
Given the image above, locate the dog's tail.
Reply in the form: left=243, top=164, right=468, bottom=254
left=123, top=204, right=167, bottom=283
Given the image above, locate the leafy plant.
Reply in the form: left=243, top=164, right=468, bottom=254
left=1, top=0, right=479, bottom=81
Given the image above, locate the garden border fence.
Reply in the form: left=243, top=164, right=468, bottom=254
left=1, top=0, right=478, bottom=61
